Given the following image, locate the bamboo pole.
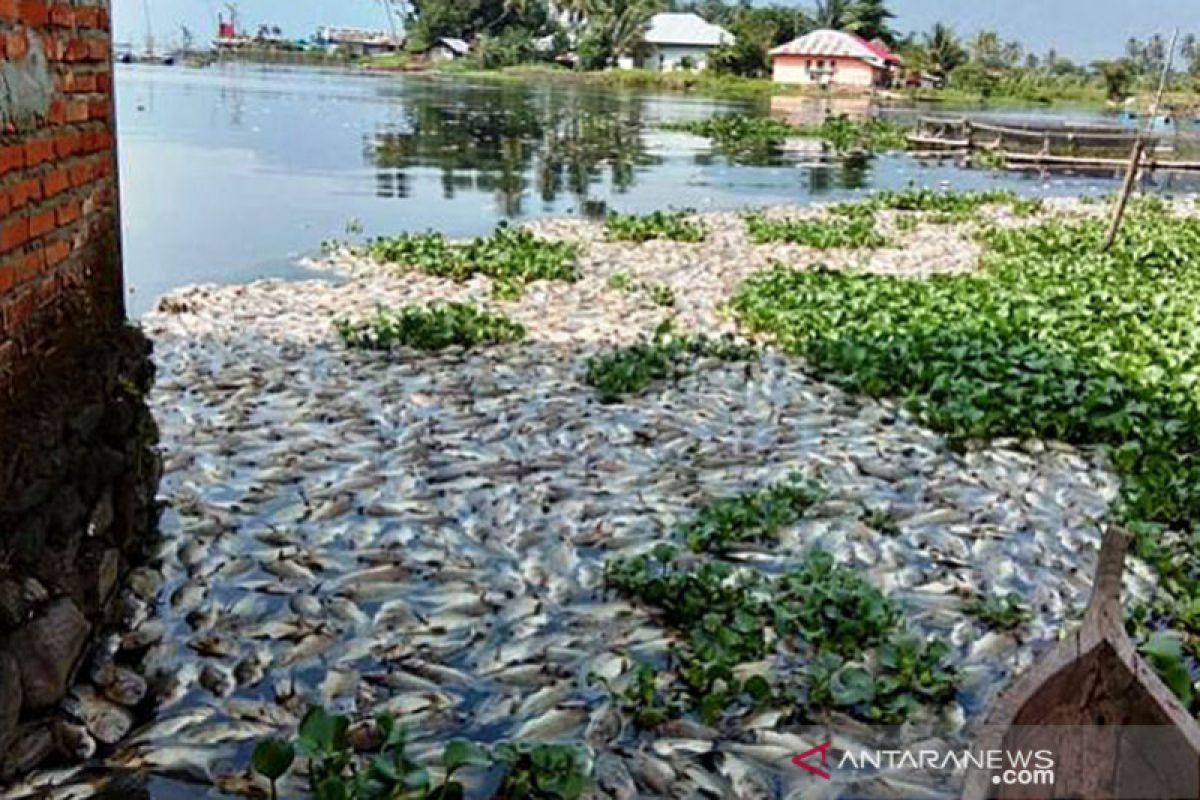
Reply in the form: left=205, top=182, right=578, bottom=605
left=1103, top=29, right=1178, bottom=252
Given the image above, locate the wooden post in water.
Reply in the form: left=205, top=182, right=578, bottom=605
left=1103, top=28, right=1178, bottom=252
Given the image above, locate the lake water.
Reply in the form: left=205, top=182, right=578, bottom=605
left=114, top=63, right=1184, bottom=316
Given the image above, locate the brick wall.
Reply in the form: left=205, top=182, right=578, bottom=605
left=0, top=0, right=122, bottom=392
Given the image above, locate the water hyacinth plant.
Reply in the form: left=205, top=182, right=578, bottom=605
left=605, top=210, right=707, bottom=243
left=336, top=302, right=526, bottom=351
left=662, top=113, right=908, bottom=163
left=367, top=224, right=579, bottom=295
left=251, top=707, right=587, bottom=800
left=744, top=212, right=887, bottom=249
left=731, top=198, right=1200, bottom=707
left=583, top=321, right=756, bottom=402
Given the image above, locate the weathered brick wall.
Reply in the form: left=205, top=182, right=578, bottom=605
left=1, top=0, right=122, bottom=384
left=0, top=0, right=161, bottom=776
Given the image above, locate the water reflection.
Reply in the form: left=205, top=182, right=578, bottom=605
left=367, top=84, right=659, bottom=216
left=116, top=64, right=1135, bottom=315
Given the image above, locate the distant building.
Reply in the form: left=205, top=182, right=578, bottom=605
left=617, top=12, right=733, bottom=72
left=315, top=26, right=404, bottom=57
left=770, top=29, right=901, bottom=89
left=425, top=37, right=470, bottom=63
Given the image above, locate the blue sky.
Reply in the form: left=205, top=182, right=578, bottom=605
left=112, top=0, right=1197, bottom=62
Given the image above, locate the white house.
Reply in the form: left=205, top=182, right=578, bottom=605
left=426, top=37, right=470, bottom=63
left=617, top=12, right=733, bottom=72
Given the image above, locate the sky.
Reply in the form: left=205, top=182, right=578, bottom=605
left=111, top=0, right=1197, bottom=62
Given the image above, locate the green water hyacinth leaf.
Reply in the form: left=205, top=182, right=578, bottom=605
left=252, top=738, right=295, bottom=780
left=831, top=663, right=875, bottom=706
left=298, top=706, right=348, bottom=756
left=1140, top=633, right=1193, bottom=706
left=443, top=740, right=490, bottom=772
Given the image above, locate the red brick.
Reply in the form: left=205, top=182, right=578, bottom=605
left=0, top=0, right=18, bottom=21
left=42, top=167, right=70, bottom=198
left=87, top=37, right=107, bottom=60
left=65, top=99, right=88, bottom=122
left=13, top=177, right=42, bottom=207
left=62, top=36, right=87, bottom=61
left=15, top=246, right=44, bottom=282
left=46, top=97, right=64, bottom=124
left=0, top=217, right=30, bottom=253
left=95, top=72, right=110, bottom=93
left=53, top=132, right=81, bottom=157
left=44, top=239, right=70, bottom=267
left=55, top=198, right=79, bottom=225
left=0, top=263, right=16, bottom=294
left=0, top=144, right=23, bottom=174
left=23, top=137, right=53, bottom=165
left=17, top=0, right=46, bottom=26
left=6, top=30, right=28, bottom=59
left=88, top=100, right=108, bottom=121
left=49, top=4, right=71, bottom=26
left=69, top=160, right=93, bottom=187
left=27, top=209, right=56, bottom=238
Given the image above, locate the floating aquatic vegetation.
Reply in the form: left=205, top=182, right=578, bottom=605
left=367, top=224, right=579, bottom=294
left=583, top=322, right=756, bottom=403
left=605, top=211, right=707, bottom=243
left=679, top=473, right=823, bottom=553
left=966, top=592, right=1032, bottom=631
left=641, top=282, right=676, bottom=308
left=336, top=302, right=526, bottom=351
left=744, top=212, right=887, bottom=249
left=251, top=706, right=570, bottom=800
left=733, top=198, right=1200, bottom=706
left=662, top=113, right=907, bottom=161
left=605, top=271, right=632, bottom=292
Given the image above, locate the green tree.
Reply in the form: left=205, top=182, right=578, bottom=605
left=812, top=0, right=850, bottom=29
left=843, top=0, right=895, bottom=44
left=576, top=0, right=662, bottom=69
left=922, top=22, right=966, bottom=79
left=1094, top=59, right=1134, bottom=102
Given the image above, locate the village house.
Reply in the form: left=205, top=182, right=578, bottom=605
left=617, top=12, right=733, bottom=72
left=314, top=26, right=404, bottom=57
left=425, top=37, right=471, bottom=63
left=769, top=29, right=901, bottom=89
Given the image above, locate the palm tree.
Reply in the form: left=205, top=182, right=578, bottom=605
left=843, top=0, right=895, bottom=44
left=923, top=22, right=966, bottom=79
left=969, top=30, right=1000, bottom=65
left=812, top=0, right=850, bottom=30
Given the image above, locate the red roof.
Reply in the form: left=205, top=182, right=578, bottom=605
left=857, top=35, right=901, bottom=65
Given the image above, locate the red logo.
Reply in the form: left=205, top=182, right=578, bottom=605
left=792, top=741, right=833, bottom=780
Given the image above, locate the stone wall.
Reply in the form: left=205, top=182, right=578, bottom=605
left=0, top=0, right=160, bottom=777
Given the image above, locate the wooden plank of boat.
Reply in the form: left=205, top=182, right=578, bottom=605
left=1004, top=152, right=1200, bottom=171
left=905, top=133, right=970, bottom=149
left=963, top=527, right=1200, bottom=798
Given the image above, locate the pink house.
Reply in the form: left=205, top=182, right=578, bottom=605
left=770, top=29, right=901, bottom=89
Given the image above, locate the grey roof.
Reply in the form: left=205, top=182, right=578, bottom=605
left=643, top=12, right=733, bottom=48
left=438, top=37, right=470, bottom=55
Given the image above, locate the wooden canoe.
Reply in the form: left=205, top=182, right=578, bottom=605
left=963, top=527, right=1200, bottom=799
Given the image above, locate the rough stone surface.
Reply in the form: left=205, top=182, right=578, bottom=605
left=0, top=652, right=21, bottom=753
left=0, top=723, right=54, bottom=780
left=7, top=598, right=91, bottom=710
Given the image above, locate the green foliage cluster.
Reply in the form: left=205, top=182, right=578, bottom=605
left=801, top=114, right=909, bottom=154
left=605, top=539, right=957, bottom=724
left=731, top=198, right=1200, bottom=704
left=803, top=633, right=958, bottom=723
left=252, top=707, right=586, bottom=800
left=663, top=113, right=908, bottom=163
left=605, top=210, right=707, bottom=243
left=367, top=224, right=579, bottom=295
left=583, top=322, right=757, bottom=402
left=336, top=302, right=526, bottom=351
left=680, top=473, right=824, bottom=553
left=744, top=212, right=886, bottom=249
left=965, top=592, right=1032, bottom=630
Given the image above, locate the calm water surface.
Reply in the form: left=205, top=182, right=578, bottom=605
left=115, top=63, right=1177, bottom=315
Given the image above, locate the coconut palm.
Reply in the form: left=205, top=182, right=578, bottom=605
left=843, top=0, right=895, bottom=44
left=923, top=22, right=966, bottom=78
left=812, top=0, right=850, bottom=30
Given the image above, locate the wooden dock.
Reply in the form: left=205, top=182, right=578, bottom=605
left=907, top=115, right=1200, bottom=173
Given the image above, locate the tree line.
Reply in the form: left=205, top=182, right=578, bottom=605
left=392, top=0, right=1200, bottom=103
